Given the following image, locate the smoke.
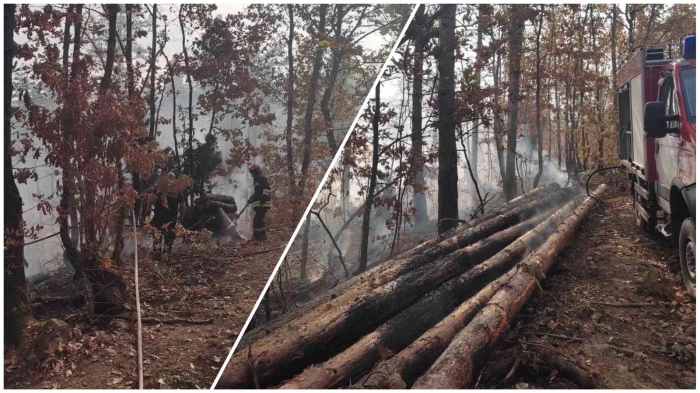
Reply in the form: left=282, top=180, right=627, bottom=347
left=515, top=134, right=568, bottom=186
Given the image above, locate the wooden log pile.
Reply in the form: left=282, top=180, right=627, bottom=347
left=215, top=184, right=606, bottom=389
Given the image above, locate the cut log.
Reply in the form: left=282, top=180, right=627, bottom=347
left=537, top=349, right=598, bottom=388
left=356, top=197, right=583, bottom=389
left=411, top=184, right=607, bottom=389
left=216, top=195, right=570, bottom=388
left=285, top=271, right=518, bottom=389
left=235, top=186, right=570, bottom=351
left=279, top=197, right=580, bottom=388
left=393, top=183, right=563, bottom=259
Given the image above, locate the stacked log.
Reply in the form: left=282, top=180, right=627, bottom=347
left=215, top=184, right=605, bottom=389
left=412, top=184, right=606, bottom=388
left=238, top=184, right=566, bottom=347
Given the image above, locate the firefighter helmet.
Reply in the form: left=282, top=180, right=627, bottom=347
left=248, top=164, right=261, bottom=174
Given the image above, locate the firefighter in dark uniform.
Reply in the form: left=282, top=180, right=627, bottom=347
left=247, top=165, right=271, bottom=242
left=151, top=172, right=183, bottom=255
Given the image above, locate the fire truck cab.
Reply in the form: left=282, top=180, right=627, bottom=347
left=617, top=35, right=696, bottom=298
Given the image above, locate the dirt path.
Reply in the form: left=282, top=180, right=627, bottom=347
left=481, top=194, right=696, bottom=389
left=4, top=230, right=285, bottom=389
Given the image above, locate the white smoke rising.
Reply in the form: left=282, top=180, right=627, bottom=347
left=515, top=134, right=568, bottom=186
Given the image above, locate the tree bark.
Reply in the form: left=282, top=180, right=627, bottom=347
left=240, top=213, right=552, bottom=389
left=60, top=5, right=80, bottom=247
left=60, top=3, right=84, bottom=277
left=611, top=5, right=619, bottom=158
left=278, top=204, right=574, bottom=389
left=437, top=5, right=459, bottom=234
left=359, top=82, right=381, bottom=273
left=4, top=4, right=30, bottom=347
left=320, top=5, right=344, bottom=154
left=239, top=183, right=562, bottom=348
left=87, top=4, right=130, bottom=315
left=164, top=54, right=179, bottom=168
left=179, top=5, right=195, bottom=184
left=300, top=216, right=311, bottom=280
left=492, top=47, right=507, bottom=184
left=555, top=79, right=562, bottom=170
left=412, top=185, right=607, bottom=389
left=411, top=5, right=429, bottom=225
left=100, top=5, right=119, bottom=93
left=216, top=189, right=571, bottom=388
left=285, top=5, right=297, bottom=206
left=469, top=5, right=486, bottom=198
left=533, top=6, right=544, bottom=188
left=360, top=270, right=515, bottom=389
left=148, top=4, right=157, bottom=138
left=298, top=4, right=328, bottom=199
left=504, top=5, right=526, bottom=201
left=112, top=3, right=134, bottom=264
left=361, top=197, right=582, bottom=389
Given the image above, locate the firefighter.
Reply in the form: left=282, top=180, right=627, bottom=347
left=247, top=165, right=271, bottom=242
left=150, top=172, right=183, bottom=255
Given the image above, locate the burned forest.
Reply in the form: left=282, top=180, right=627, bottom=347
left=219, top=4, right=696, bottom=390
left=3, top=3, right=412, bottom=389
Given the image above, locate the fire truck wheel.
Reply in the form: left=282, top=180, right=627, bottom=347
left=679, top=217, right=696, bottom=299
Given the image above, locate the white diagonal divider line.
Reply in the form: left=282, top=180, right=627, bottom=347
left=210, top=5, right=419, bottom=388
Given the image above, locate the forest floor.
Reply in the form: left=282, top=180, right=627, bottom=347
left=4, top=228, right=286, bottom=389
left=479, top=192, right=696, bottom=389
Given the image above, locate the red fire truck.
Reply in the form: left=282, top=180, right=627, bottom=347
left=617, top=35, right=696, bottom=298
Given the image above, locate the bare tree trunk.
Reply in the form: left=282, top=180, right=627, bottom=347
left=592, top=11, right=605, bottom=169
left=470, top=5, right=486, bottom=195
left=643, top=5, right=657, bottom=46
left=148, top=4, right=157, bottom=138
left=437, top=4, right=459, bottom=234
left=625, top=5, right=638, bottom=52
left=87, top=4, right=130, bottom=315
left=611, top=5, right=619, bottom=158
left=4, top=4, right=30, bottom=347
left=533, top=6, right=544, bottom=188
left=164, top=54, right=179, bottom=168
left=61, top=4, right=84, bottom=276
left=179, top=5, right=195, bottom=186
left=555, top=79, right=561, bottom=170
left=285, top=5, right=297, bottom=205
left=359, top=83, right=381, bottom=273
left=504, top=5, right=525, bottom=200
left=411, top=5, right=429, bottom=225
left=61, top=5, right=80, bottom=247
left=299, top=4, right=328, bottom=200
left=300, top=217, right=311, bottom=280
left=492, top=49, right=506, bottom=184
left=320, top=5, right=344, bottom=153
left=112, top=3, right=135, bottom=264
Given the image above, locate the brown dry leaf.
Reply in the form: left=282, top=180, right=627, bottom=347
left=515, top=382, right=530, bottom=389
left=547, top=320, right=559, bottom=331
left=377, top=344, right=394, bottom=359
left=674, top=293, right=687, bottom=304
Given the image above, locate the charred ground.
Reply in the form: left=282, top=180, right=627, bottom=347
left=478, top=191, right=695, bottom=389
left=3, top=231, right=285, bottom=389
